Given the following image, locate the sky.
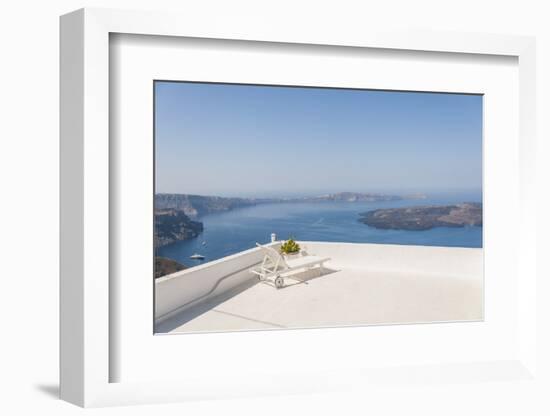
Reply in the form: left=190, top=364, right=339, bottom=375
left=155, top=81, right=482, bottom=198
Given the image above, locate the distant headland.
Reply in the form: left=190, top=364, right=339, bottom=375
left=155, top=192, right=427, bottom=218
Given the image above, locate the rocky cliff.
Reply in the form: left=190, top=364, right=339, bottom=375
left=155, top=256, right=187, bottom=279
left=154, top=209, right=204, bottom=248
left=155, top=194, right=262, bottom=218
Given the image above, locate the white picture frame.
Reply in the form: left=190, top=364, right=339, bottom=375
left=60, top=8, right=537, bottom=407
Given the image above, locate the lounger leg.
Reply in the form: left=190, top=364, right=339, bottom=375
left=274, top=275, right=284, bottom=289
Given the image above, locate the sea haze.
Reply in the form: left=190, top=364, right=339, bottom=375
left=156, top=191, right=483, bottom=268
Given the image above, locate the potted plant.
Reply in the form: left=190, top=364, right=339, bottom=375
left=280, top=238, right=301, bottom=258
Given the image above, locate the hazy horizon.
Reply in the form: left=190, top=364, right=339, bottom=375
left=155, top=82, right=482, bottom=196
left=154, top=188, right=482, bottom=200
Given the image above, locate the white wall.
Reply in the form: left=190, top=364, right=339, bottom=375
left=155, top=244, right=277, bottom=321
left=1, top=1, right=548, bottom=416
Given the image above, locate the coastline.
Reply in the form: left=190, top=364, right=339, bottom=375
left=157, top=196, right=483, bottom=267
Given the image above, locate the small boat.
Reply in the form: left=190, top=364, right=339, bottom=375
left=201, top=241, right=207, bottom=246
left=190, top=253, right=205, bottom=260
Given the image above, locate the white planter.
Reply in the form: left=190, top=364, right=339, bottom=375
left=283, top=252, right=302, bottom=260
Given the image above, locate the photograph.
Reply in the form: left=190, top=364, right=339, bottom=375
left=15, top=1, right=542, bottom=411
left=153, top=81, right=483, bottom=334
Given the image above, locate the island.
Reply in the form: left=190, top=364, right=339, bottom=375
left=358, top=203, right=482, bottom=231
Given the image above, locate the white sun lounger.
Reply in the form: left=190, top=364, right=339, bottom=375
left=251, top=243, right=330, bottom=289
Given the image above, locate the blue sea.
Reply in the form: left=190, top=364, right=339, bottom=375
left=157, top=192, right=483, bottom=267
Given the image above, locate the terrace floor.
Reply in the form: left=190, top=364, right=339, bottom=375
left=156, top=260, right=483, bottom=334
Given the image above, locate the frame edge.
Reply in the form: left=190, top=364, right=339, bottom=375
left=59, top=6, right=539, bottom=407
left=59, top=8, right=85, bottom=407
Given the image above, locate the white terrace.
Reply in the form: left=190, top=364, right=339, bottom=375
left=155, top=241, right=483, bottom=333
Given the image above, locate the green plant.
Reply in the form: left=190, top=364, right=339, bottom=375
left=280, top=238, right=300, bottom=254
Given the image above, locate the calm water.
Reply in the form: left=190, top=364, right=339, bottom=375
left=157, top=192, right=483, bottom=268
